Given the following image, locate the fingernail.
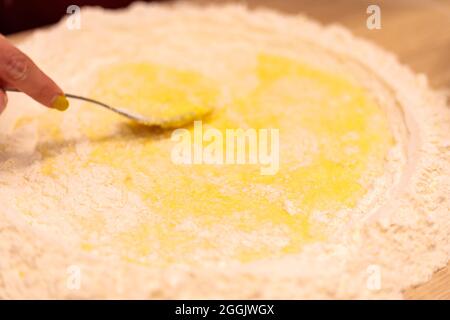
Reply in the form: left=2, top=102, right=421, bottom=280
left=51, top=95, right=69, bottom=111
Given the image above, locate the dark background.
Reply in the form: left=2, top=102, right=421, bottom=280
left=0, top=0, right=164, bottom=34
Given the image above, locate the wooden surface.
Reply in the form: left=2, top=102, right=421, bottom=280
left=6, top=0, right=450, bottom=299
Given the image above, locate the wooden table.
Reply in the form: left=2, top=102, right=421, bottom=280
left=7, top=0, right=449, bottom=299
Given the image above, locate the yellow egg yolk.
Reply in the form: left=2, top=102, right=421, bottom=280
left=18, top=54, right=392, bottom=266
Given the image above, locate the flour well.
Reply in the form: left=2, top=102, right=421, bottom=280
left=0, top=3, right=448, bottom=299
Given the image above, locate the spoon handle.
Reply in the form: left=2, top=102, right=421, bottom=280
left=5, top=88, right=146, bottom=123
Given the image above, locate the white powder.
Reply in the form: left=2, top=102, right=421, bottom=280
left=0, top=3, right=448, bottom=299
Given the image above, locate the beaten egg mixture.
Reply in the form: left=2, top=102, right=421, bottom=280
left=14, top=54, right=392, bottom=266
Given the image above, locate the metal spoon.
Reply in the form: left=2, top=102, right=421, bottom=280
left=6, top=89, right=212, bottom=128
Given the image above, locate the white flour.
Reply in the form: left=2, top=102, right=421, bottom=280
left=0, top=3, right=448, bottom=299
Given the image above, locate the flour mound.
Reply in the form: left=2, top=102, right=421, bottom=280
left=0, top=3, right=448, bottom=299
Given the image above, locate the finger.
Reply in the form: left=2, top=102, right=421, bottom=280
left=0, top=88, right=7, bottom=114
left=0, top=35, right=69, bottom=111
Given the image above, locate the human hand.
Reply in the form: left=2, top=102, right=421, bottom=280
left=0, top=34, right=69, bottom=114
